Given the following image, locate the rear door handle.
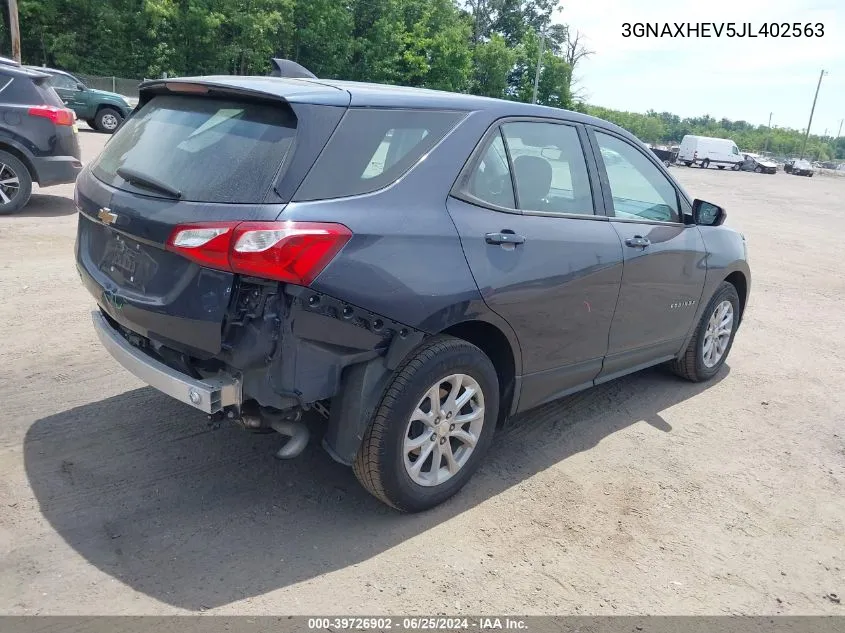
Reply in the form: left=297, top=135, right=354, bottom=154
left=625, top=235, right=650, bottom=248
left=485, top=231, right=526, bottom=246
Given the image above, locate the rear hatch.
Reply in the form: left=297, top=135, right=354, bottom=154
left=0, top=66, right=81, bottom=159
left=75, top=79, right=350, bottom=356
left=30, top=73, right=81, bottom=159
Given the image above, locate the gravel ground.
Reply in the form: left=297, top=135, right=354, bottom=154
left=0, top=130, right=842, bottom=615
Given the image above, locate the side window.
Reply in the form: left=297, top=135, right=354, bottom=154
left=501, top=121, right=594, bottom=215
left=594, top=131, right=680, bottom=223
left=48, top=73, right=78, bottom=90
left=463, top=130, right=515, bottom=209
left=295, top=108, right=463, bottom=201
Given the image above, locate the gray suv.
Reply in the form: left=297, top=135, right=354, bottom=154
left=75, top=71, right=750, bottom=512
left=0, top=57, right=82, bottom=213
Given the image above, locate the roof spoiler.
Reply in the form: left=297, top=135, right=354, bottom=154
left=269, top=58, right=317, bottom=79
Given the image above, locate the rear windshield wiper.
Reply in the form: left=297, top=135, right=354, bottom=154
left=116, top=167, right=183, bottom=199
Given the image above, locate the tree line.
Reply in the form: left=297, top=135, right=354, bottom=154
left=5, top=0, right=582, bottom=107
left=2, top=0, right=841, bottom=160
left=584, top=107, right=844, bottom=161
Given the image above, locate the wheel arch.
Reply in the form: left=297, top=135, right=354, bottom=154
left=0, top=142, right=38, bottom=182
left=724, top=270, right=748, bottom=323
left=439, top=318, right=518, bottom=426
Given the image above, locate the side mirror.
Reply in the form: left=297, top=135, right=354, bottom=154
left=77, top=83, right=86, bottom=91
left=693, top=199, right=727, bottom=226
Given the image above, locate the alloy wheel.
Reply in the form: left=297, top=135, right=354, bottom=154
left=101, top=114, right=119, bottom=131
left=403, top=373, right=485, bottom=487
left=702, top=300, right=734, bottom=368
left=0, top=163, right=20, bottom=206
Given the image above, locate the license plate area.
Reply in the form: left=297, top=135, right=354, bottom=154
left=99, top=233, right=158, bottom=292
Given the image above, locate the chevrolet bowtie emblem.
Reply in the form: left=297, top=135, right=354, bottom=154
left=98, top=208, right=117, bottom=225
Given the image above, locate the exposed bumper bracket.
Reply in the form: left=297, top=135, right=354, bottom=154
left=92, top=311, right=241, bottom=414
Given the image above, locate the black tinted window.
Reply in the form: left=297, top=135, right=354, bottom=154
left=463, top=130, right=515, bottom=209
left=501, top=122, right=594, bottom=215
left=91, top=95, right=296, bottom=203
left=0, top=73, right=63, bottom=106
left=295, top=109, right=463, bottom=201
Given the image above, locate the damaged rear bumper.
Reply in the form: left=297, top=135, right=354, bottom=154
left=92, top=310, right=242, bottom=414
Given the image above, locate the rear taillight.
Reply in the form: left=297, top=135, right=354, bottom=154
left=166, top=221, right=352, bottom=285
left=28, top=105, right=75, bottom=126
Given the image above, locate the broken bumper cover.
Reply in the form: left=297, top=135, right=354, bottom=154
left=92, top=310, right=241, bottom=414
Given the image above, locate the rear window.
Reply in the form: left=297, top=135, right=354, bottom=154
left=91, top=95, right=296, bottom=203
left=0, top=72, right=64, bottom=107
left=33, top=77, right=65, bottom=107
left=294, top=108, right=464, bottom=201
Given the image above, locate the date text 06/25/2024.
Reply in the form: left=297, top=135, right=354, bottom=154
left=622, top=22, right=824, bottom=38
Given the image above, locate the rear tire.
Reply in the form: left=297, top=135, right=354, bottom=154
left=717, top=165, right=724, bottom=170
left=755, top=166, right=762, bottom=173
left=0, top=150, right=33, bottom=215
left=353, top=335, right=499, bottom=512
left=95, top=108, right=123, bottom=133
left=670, top=281, right=740, bottom=382
left=684, top=162, right=692, bottom=167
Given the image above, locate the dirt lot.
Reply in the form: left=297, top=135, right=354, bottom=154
left=0, top=130, right=843, bottom=615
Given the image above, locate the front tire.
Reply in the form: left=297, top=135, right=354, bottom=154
left=0, top=150, right=33, bottom=215
left=95, top=108, right=123, bottom=133
left=755, top=166, right=762, bottom=173
left=353, top=336, right=499, bottom=512
left=671, top=282, right=740, bottom=382
left=701, top=159, right=710, bottom=169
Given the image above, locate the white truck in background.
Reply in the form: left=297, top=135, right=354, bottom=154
left=678, top=135, right=742, bottom=170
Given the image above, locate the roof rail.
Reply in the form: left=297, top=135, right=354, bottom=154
left=269, top=58, right=317, bottom=79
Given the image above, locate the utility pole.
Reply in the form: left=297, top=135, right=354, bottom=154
left=837, top=119, right=843, bottom=139
left=800, top=69, right=827, bottom=159
left=531, top=30, right=546, bottom=105
left=764, top=112, right=773, bottom=153
left=8, top=0, right=21, bottom=63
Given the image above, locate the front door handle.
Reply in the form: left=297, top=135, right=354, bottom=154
left=625, top=235, right=650, bottom=248
left=485, top=231, right=526, bottom=246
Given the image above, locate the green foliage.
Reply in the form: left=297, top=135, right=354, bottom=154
left=584, top=105, right=840, bottom=160
left=471, top=35, right=514, bottom=98
left=8, top=0, right=572, bottom=108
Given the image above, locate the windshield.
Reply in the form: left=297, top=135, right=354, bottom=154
left=91, top=95, right=297, bottom=203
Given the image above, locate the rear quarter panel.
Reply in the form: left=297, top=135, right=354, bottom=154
left=279, top=108, right=524, bottom=373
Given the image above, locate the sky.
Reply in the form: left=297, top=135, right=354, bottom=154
left=557, top=0, right=844, bottom=134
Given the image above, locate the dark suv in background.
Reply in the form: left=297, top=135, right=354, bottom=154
left=0, top=57, right=82, bottom=214
left=75, top=68, right=750, bottom=512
